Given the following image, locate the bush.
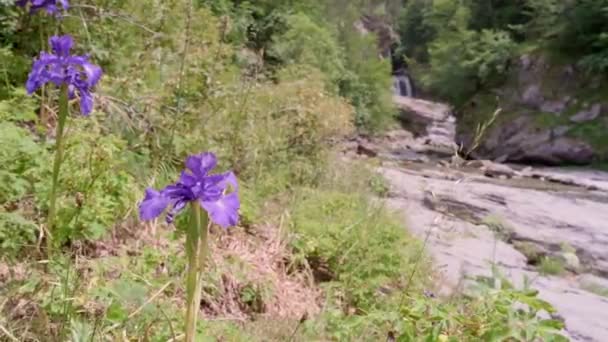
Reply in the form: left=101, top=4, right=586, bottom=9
left=338, top=30, right=394, bottom=132
left=400, top=0, right=515, bottom=105
left=290, top=188, right=426, bottom=311
left=0, top=103, right=137, bottom=250
left=421, top=28, right=514, bottom=105
left=269, top=13, right=345, bottom=88
left=397, top=0, right=437, bottom=63
left=0, top=121, right=47, bottom=257
left=43, top=121, right=138, bottom=244
left=394, top=275, right=567, bottom=341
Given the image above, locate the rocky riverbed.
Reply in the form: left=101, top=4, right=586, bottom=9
left=382, top=162, right=608, bottom=342
left=344, top=129, right=608, bottom=342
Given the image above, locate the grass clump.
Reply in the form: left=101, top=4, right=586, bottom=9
left=538, top=256, right=566, bottom=276
left=482, top=214, right=514, bottom=242
left=513, top=241, right=544, bottom=265
left=290, top=189, right=426, bottom=310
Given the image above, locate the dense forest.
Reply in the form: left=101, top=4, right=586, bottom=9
left=399, top=0, right=608, bottom=104
left=1, top=0, right=604, bottom=340
left=397, top=0, right=608, bottom=165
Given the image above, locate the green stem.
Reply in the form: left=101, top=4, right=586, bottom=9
left=185, top=203, right=209, bottom=342
left=47, top=84, right=69, bottom=255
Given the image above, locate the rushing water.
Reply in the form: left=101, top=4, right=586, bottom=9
left=393, top=74, right=413, bottom=97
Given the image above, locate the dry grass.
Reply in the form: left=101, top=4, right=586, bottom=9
left=0, top=213, right=321, bottom=341
left=205, top=221, right=321, bottom=321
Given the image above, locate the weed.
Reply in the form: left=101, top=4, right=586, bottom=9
left=482, top=214, right=514, bottom=242
left=289, top=187, right=428, bottom=311
left=538, top=256, right=566, bottom=276
left=513, top=241, right=544, bottom=265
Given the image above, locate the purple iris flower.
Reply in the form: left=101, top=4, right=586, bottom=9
left=16, top=0, right=69, bottom=15
left=26, top=35, right=102, bottom=116
left=139, top=152, right=240, bottom=229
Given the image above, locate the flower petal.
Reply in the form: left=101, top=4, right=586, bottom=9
left=218, top=171, right=238, bottom=192
left=185, top=152, right=217, bottom=178
left=200, top=192, right=240, bottom=228
left=179, top=171, right=197, bottom=187
left=25, top=60, right=45, bottom=94
left=166, top=199, right=188, bottom=224
left=78, top=88, right=93, bottom=115
left=82, top=62, right=102, bottom=87
left=139, top=188, right=170, bottom=221
left=49, top=35, right=73, bottom=56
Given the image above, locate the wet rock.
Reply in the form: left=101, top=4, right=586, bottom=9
left=384, top=129, right=414, bottom=142
left=520, top=54, right=533, bottom=70
left=571, top=104, right=602, bottom=123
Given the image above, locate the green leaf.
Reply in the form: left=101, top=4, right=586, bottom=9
left=539, top=319, right=565, bottom=330
left=106, top=301, right=128, bottom=322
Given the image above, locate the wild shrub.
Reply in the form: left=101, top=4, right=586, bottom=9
left=0, top=121, right=47, bottom=256
left=290, top=188, right=426, bottom=311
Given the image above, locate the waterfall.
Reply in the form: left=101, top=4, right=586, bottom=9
left=392, top=74, right=413, bottom=97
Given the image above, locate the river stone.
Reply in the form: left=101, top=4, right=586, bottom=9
left=393, top=96, right=457, bottom=154
left=570, top=104, right=602, bottom=123
left=578, top=274, right=608, bottom=291
left=541, top=98, right=569, bottom=114
left=522, top=85, right=543, bottom=107
left=559, top=252, right=581, bottom=273
left=378, top=162, right=608, bottom=341
left=472, top=117, right=596, bottom=165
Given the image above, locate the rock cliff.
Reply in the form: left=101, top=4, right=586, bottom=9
left=458, top=54, right=608, bottom=165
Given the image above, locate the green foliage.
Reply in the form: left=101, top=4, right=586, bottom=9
left=467, top=0, right=532, bottom=37
left=482, top=214, right=514, bottom=242
left=269, top=13, right=345, bottom=88
left=0, top=119, right=47, bottom=256
left=290, top=188, right=426, bottom=311
left=0, top=212, right=38, bottom=256
left=546, top=0, right=608, bottom=72
left=301, top=267, right=567, bottom=341
left=0, top=1, right=571, bottom=341
left=539, top=256, right=566, bottom=276
left=340, top=35, right=394, bottom=131
left=397, top=0, right=436, bottom=63
left=394, top=273, right=567, bottom=341
left=0, top=122, right=45, bottom=203
left=45, top=120, right=138, bottom=244
left=422, top=28, right=514, bottom=104
left=216, top=0, right=394, bottom=131
left=399, top=0, right=515, bottom=105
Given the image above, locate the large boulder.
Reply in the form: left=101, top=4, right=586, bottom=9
left=458, top=54, right=607, bottom=165
left=474, top=117, right=596, bottom=165
left=393, top=96, right=457, bottom=156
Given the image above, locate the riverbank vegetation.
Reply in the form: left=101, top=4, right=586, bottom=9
left=0, top=1, right=567, bottom=340
left=398, top=0, right=608, bottom=106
